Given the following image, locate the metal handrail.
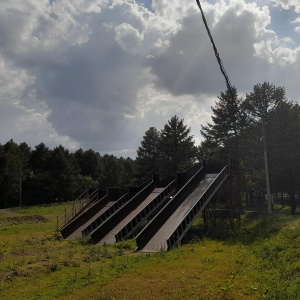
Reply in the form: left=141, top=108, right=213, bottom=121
left=56, top=189, right=98, bottom=231
left=135, top=165, right=205, bottom=250
left=82, top=178, right=153, bottom=237
left=82, top=192, right=130, bottom=236
left=166, top=166, right=229, bottom=250
left=115, top=180, right=177, bottom=242
left=181, top=163, right=203, bottom=181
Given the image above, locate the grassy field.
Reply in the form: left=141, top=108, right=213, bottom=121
left=1, top=203, right=300, bottom=300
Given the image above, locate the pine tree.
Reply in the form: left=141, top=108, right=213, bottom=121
left=244, top=82, right=285, bottom=123
left=268, top=101, right=300, bottom=214
left=74, top=148, right=101, bottom=179
left=1, top=140, right=31, bottom=207
left=135, top=127, right=160, bottom=182
left=244, top=82, right=286, bottom=214
left=159, top=115, right=196, bottom=176
left=48, top=145, right=80, bottom=201
left=201, top=87, right=245, bottom=159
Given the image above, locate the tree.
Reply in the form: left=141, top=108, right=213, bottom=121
left=196, top=140, right=223, bottom=163
left=267, top=101, right=300, bottom=214
left=159, top=115, right=196, bottom=177
left=201, top=87, right=247, bottom=218
left=244, top=82, right=285, bottom=123
left=244, top=82, right=286, bottom=214
left=118, top=157, right=136, bottom=187
left=47, top=145, right=80, bottom=201
left=1, top=140, right=31, bottom=207
left=18, top=142, right=31, bottom=206
left=100, top=154, right=120, bottom=188
left=27, top=143, right=52, bottom=204
left=201, top=87, right=246, bottom=159
left=74, top=148, right=102, bottom=180
left=0, top=144, right=5, bottom=208
left=135, top=127, right=161, bottom=182
left=75, top=175, right=99, bottom=193
left=30, top=143, right=51, bottom=172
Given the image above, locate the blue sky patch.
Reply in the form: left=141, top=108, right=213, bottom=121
left=268, top=4, right=300, bottom=46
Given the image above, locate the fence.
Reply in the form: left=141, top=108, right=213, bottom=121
left=56, top=189, right=98, bottom=231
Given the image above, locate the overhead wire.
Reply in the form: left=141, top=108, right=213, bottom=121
left=196, top=1, right=243, bottom=218
left=195, top=0, right=235, bottom=101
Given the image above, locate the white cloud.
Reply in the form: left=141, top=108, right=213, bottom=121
left=0, top=0, right=299, bottom=157
left=292, top=17, right=300, bottom=33
left=115, top=22, right=143, bottom=52
left=272, top=0, right=300, bottom=13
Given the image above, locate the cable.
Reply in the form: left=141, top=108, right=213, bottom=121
left=195, top=0, right=235, bottom=101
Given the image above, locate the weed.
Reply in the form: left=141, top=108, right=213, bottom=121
left=83, top=247, right=111, bottom=262
left=78, top=236, right=91, bottom=245
left=114, top=240, right=134, bottom=251
left=52, top=232, right=63, bottom=241
left=48, top=263, right=59, bottom=272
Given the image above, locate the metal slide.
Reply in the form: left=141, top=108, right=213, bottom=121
left=89, top=180, right=177, bottom=244
left=59, top=165, right=203, bottom=242
left=60, top=188, right=126, bottom=239
left=65, top=200, right=115, bottom=239
left=95, top=188, right=163, bottom=244
left=136, top=163, right=229, bottom=252
left=115, top=180, right=176, bottom=243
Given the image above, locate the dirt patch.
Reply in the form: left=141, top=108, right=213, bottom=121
left=0, top=215, right=49, bottom=226
left=0, top=208, right=16, bottom=216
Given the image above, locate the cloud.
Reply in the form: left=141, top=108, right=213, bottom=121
left=272, top=0, right=300, bottom=13
left=0, top=0, right=299, bottom=158
left=150, top=0, right=270, bottom=95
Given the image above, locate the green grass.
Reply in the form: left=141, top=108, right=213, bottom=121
left=1, top=203, right=300, bottom=299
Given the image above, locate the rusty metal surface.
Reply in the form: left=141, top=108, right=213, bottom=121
left=97, top=188, right=164, bottom=245
left=66, top=201, right=115, bottom=239
left=141, top=174, right=218, bottom=252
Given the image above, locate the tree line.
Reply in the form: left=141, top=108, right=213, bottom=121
left=0, top=115, right=196, bottom=208
left=135, top=82, right=300, bottom=213
left=199, top=82, right=300, bottom=213
left=0, top=143, right=136, bottom=208
left=1, top=81, right=299, bottom=211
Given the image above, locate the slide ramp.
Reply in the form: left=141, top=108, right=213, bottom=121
left=90, top=180, right=158, bottom=244
left=66, top=201, right=115, bottom=239
left=115, top=180, right=176, bottom=242
left=96, top=188, right=165, bottom=245
left=60, top=188, right=128, bottom=239
left=136, top=163, right=229, bottom=252
left=82, top=178, right=155, bottom=238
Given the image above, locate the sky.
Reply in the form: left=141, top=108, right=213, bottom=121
left=0, top=0, right=299, bottom=158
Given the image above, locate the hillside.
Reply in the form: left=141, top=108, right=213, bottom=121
left=1, top=203, right=300, bottom=299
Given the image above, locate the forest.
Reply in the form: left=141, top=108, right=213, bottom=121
left=1, top=82, right=299, bottom=212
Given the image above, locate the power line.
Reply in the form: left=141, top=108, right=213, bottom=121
left=195, top=0, right=235, bottom=100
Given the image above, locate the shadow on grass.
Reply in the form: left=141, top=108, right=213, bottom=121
left=183, top=204, right=300, bottom=246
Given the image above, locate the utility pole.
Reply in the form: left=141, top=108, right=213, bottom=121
left=262, top=122, right=272, bottom=215
left=18, top=166, right=22, bottom=208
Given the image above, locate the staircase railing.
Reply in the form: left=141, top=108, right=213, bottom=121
left=166, top=166, right=229, bottom=250
left=56, top=189, right=98, bottom=231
